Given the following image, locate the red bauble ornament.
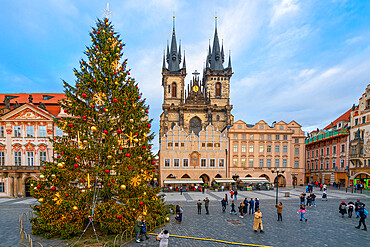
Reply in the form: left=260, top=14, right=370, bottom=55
left=126, top=153, right=131, bottom=157
left=119, top=146, right=123, bottom=150
left=61, top=151, right=65, bottom=155
left=152, top=161, right=156, bottom=165
left=112, top=179, right=115, bottom=182
left=149, top=145, right=152, bottom=149
left=138, top=96, right=141, bottom=99
left=136, top=86, right=138, bottom=89
left=113, top=98, right=118, bottom=103
left=51, top=186, right=56, bottom=191
left=65, top=194, right=69, bottom=197
left=74, top=164, right=79, bottom=168
left=146, top=110, right=149, bottom=113
left=37, top=185, right=41, bottom=189
left=124, top=102, right=127, bottom=105
left=82, top=115, right=87, bottom=119
left=135, top=133, right=138, bottom=136
left=147, top=124, right=151, bottom=128
left=105, top=18, right=108, bottom=22
left=139, top=201, right=143, bottom=205
left=97, top=31, right=100, bottom=34
left=105, top=169, right=109, bottom=174
left=57, top=155, right=61, bottom=159
left=107, top=183, right=111, bottom=186
left=117, top=129, right=122, bottom=134
left=117, top=215, right=123, bottom=219
left=128, top=72, right=130, bottom=75
left=68, top=123, right=73, bottom=128
left=76, top=156, right=80, bottom=159
left=33, top=195, right=36, bottom=198
left=103, top=130, right=108, bottom=134
left=78, top=87, right=81, bottom=90
left=43, top=165, right=47, bottom=169
left=91, top=105, right=95, bottom=108
left=92, top=30, right=95, bottom=34
left=80, top=178, right=83, bottom=182
left=87, top=164, right=91, bottom=167
left=114, top=71, right=117, bottom=74
left=105, top=51, right=107, bottom=54
left=128, top=166, right=132, bottom=170
left=93, top=79, right=97, bottom=82
left=153, top=168, right=156, bottom=172
left=64, top=109, right=68, bottom=113
left=82, top=93, right=87, bottom=98
left=142, top=146, right=146, bottom=149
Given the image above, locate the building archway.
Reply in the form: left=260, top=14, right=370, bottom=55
left=25, top=178, right=32, bottom=197
left=215, top=174, right=222, bottom=178
left=274, top=175, right=286, bottom=187
left=166, top=174, right=176, bottom=179
left=181, top=174, right=190, bottom=178
left=259, top=174, right=270, bottom=181
left=245, top=174, right=252, bottom=177
left=200, top=174, right=210, bottom=185
left=354, top=173, right=370, bottom=189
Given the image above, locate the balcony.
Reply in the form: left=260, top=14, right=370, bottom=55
left=349, top=153, right=363, bottom=159
left=305, top=129, right=349, bottom=145
left=0, top=166, right=42, bottom=172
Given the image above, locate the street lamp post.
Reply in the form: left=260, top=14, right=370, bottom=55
left=232, top=174, right=239, bottom=190
left=271, top=168, right=285, bottom=205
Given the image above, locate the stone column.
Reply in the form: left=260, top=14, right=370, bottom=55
left=13, top=175, right=18, bottom=198
left=9, top=176, right=14, bottom=197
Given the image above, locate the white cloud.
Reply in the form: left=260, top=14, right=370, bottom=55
left=270, top=0, right=300, bottom=26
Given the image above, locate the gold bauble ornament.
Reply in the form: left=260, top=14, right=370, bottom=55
left=165, top=217, right=170, bottom=222
left=40, top=174, right=45, bottom=179
left=51, top=174, right=56, bottom=178
left=83, top=140, right=88, bottom=144
left=104, top=108, right=108, bottom=112
left=57, top=163, right=63, bottom=168
left=120, top=184, right=126, bottom=190
left=91, top=126, right=97, bottom=132
left=154, top=178, right=157, bottom=181
left=30, top=183, right=34, bottom=187
left=106, top=22, right=109, bottom=26
left=115, top=53, right=119, bottom=56
left=107, top=155, right=113, bottom=159
left=38, top=198, right=44, bottom=203
left=134, top=138, right=138, bottom=143
left=129, top=119, right=134, bottom=123
left=73, top=206, right=78, bottom=211
left=141, top=110, right=145, bottom=113
left=143, top=192, right=147, bottom=195
left=115, top=81, right=119, bottom=85
left=86, top=49, right=89, bottom=53
left=143, top=211, right=147, bottom=216
left=81, top=189, right=86, bottom=193
left=138, top=157, right=142, bottom=160
left=103, top=58, right=106, bottom=61
left=133, top=208, right=136, bottom=211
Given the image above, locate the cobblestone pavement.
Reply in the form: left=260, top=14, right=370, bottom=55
left=1, top=187, right=369, bottom=247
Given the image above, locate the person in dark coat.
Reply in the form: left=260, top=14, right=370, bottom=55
left=221, top=198, right=227, bottom=213
left=225, top=193, right=228, bottom=205
left=249, top=198, right=255, bottom=215
left=355, top=199, right=365, bottom=218
left=243, top=199, right=249, bottom=215
left=355, top=205, right=367, bottom=231
left=347, top=201, right=355, bottom=218
left=255, top=198, right=260, bottom=211
left=204, top=197, right=210, bottom=215
left=339, top=201, right=347, bottom=217
left=197, top=200, right=202, bottom=215
left=230, top=200, right=237, bottom=215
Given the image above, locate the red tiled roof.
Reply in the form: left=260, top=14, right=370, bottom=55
left=324, top=109, right=351, bottom=130
left=0, top=93, right=65, bottom=104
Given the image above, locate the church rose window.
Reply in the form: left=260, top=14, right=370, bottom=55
left=190, top=117, right=202, bottom=135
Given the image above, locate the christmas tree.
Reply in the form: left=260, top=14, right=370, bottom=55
left=30, top=17, right=164, bottom=239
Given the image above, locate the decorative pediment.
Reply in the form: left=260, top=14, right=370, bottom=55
left=1, top=104, right=53, bottom=121
left=25, top=142, right=36, bottom=151
left=9, top=108, right=48, bottom=120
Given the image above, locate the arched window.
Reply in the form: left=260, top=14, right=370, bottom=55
left=172, top=82, right=177, bottom=98
left=216, top=83, right=221, bottom=97
left=190, top=117, right=202, bottom=135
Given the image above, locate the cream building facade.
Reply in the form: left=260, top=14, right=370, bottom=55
left=159, top=124, right=228, bottom=186
left=225, top=120, right=306, bottom=187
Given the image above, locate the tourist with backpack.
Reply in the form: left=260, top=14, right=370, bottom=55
left=339, top=201, right=347, bottom=217
left=347, top=201, right=355, bottom=218
left=355, top=205, right=368, bottom=231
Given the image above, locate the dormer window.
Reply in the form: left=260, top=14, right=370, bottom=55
left=42, top=95, right=54, bottom=100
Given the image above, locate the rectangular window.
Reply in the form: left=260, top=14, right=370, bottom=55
left=320, top=162, right=323, bottom=170
left=201, top=159, right=207, bottom=167
left=259, top=159, right=264, bottom=167
left=307, top=151, right=310, bottom=158
left=27, top=152, right=34, bottom=166
left=275, top=135, right=280, bottom=140
left=259, top=125, right=264, bottom=129
left=39, top=151, right=47, bottom=164
left=207, top=143, right=213, bottom=148
left=26, top=126, right=34, bottom=137
left=332, top=160, right=336, bottom=169
left=340, top=160, right=345, bottom=168
left=283, top=159, right=287, bottom=167
left=233, top=158, right=238, bottom=167
left=267, top=135, right=272, bottom=140
left=294, top=160, right=299, bottom=168
left=183, top=159, right=189, bottom=167
left=164, top=159, right=170, bottom=167
left=0, top=126, right=4, bottom=137
left=174, top=159, right=180, bottom=167
left=341, top=144, right=345, bottom=153
left=267, top=145, right=271, bottom=152
left=241, top=134, right=246, bottom=140
left=321, top=148, right=324, bottom=156
left=295, top=148, right=299, bottom=155
left=0, top=182, right=4, bottom=192
left=181, top=143, right=185, bottom=147
left=312, top=150, right=314, bottom=157
left=241, top=144, right=246, bottom=153
left=219, top=159, right=225, bottom=168
left=283, top=135, right=287, bottom=140
left=266, top=159, right=271, bottom=167
left=233, top=134, right=238, bottom=139
left=14, top=151, right=21, bottom=166
left=249, top=134, right=254, bottom=140
left=241, top=158, right=246, bottom=167
left=280, top=126, right=284, bottom=130
left=275, top=145, right=280, bottom=153
left=283, top=145, right=288, bottom=153
left=210, top=159, right=216, bottom=167
left=362, top=116, right=366, bottom=124
left=0, top=151, right=4, bottom=166
left=326, top=160, right=329, bottom=169
left=175, top=142, right=179, bottom=147
left=259, top=135, right=264, bottom=140
left=292, top=130, right=295, bottom=133
left=259, top=145, right=264, bottom=153
left=295, top=138, right=299, bottom=143
left=39, top=126, right=46, bottom=137
left=248, top=159, right=254, bottom=167
left=202, top=143, right=205, bottom=147
left=168, top=143, right=173, bottom=147
left=249, top=145, right=254, bottom=153
left=326, top=147, right=329, bottom=155
left=14, top=126, right=21, bottom=137
left=275, top=159, right=280, bottom=167
left=355, top=119, right=358, bottom=125
left=233, top=145, right=238, bottom=152
left=56, top=127, right=63, bottom=137
left=238, top=125, right=242, bottom=129
left=316, top=150, right=318, bottom=156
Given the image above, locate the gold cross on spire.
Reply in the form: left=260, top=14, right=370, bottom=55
left=102, top=3, right=112, bottom=18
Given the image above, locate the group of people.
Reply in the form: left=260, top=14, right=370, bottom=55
left=299, top=192, right=318, bottom=207
left=338, top=199, right=368, bottom=231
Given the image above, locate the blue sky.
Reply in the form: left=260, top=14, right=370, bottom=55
left=1, top=0, right=370, bottom=152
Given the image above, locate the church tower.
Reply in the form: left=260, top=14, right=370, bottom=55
left=160, top=17, right=186, bottom=138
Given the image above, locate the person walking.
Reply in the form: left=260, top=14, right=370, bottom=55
left=225, top=193, right=228, bottom=205
left=322, top=191, right=328, bottom=201
left=310, top=193, right=316, bottom=207
left=197, top=200, right=202, bottom=215
left=355, top=199, right=365, bottom=218
left=255, top=198, right=260, bottom=211
left=230, top=190, right=234, bottom=199
left=300, top=192, right=306, bottom=205
left=234, top=190, right=238, bottom=200
left=243, top=199, right=249, bottom=216
left=180, top=186, right=183, bottom=195
left=347, top=201, right=355, bottom=218
left=355, top=205, right=368, bottom=231
left=339, top=201, right=347, bottom=217
left=178, top=205, right=183, bottom=223
left=135, top=215, right=143, bottom=243
left=230, top=200, right=237, bottom=215
left=239, top=201, right=245, bottom=218
left=320, top=183, right=323, bottom=191
left=221, top=198, right=227, bottom=213
left=249, top=198, right=255, bottom=215
left=157, top=229, right=170, bottom=247
left=141, top=219, right=149, bottom=241
left=275, top=202, right=283, bottom=221
left=204, top=197, right=210, bottom=215
left=298, top=204, right=308, bottom=222
left=253, top=209, right=264, bottom=233
left=306, top=194, right=312, bottom=207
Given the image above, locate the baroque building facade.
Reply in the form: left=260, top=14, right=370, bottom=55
left=225, top=120, right=306, bottom=187
left=0, top=93, right=65, bottom=197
